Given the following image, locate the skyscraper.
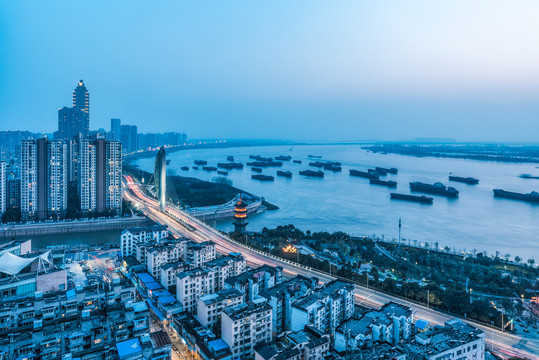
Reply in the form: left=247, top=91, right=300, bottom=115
left=73, top=80, right=89, bottom=118
left=55, top=80, right=90, bottom=140
left=111, top=118, right=121, bottom=141
left=79, top=139, right=122, bottom=214
left=20, top=138, right=68, bottom=220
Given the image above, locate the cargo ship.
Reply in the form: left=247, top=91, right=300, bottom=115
left=217, top=162, right=244, bottom=170
left=246, top=160, right=283, bottom=167
left=390, top=193, right=433, bottom=204
left=308, top=155, right=322, bottom=159
left=252, top=174, right=274, bottom=181
left=293, top=160, right=302, bottom=164
left=370, top=179, right=397, bottom=188
left=376, top=167, right=398, bottom=174
left=277, top=170, right=292, bottom=178
left=410, top=182, right=459, bottom=198
left=275, top=155, right=292, bottom=161
left=217, top=171, right=228, bottom=176
left=300, top=170, right=324, bottom=178
left=251, top=167, right=263, bottom=173
left=493, top=189, right=539, bottom=203
left=194, top=160, right=207, bottom=165
left=202, top=166, right=218, bottom=171
left=449, top=176, right=479, bottom=184
left=350, top=169, right=379, bottom=180
left=323, top=163, right=342, bottom=172
left=181, top=166, right=189, bottom=171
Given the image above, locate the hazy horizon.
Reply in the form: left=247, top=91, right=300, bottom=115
left=2, top=1, right=539, bottom=142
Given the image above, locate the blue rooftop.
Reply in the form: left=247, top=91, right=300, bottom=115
left=208, top=338, right=230, bottom=352
left=116, top=338, right=142, bottom=358
left=158, top=296, right=177, bottom=306
left=415, top=319, right=430, bottom=330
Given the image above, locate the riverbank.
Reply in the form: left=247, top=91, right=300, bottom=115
left=363, top=143, right=539, bottom=163
left=236, top=224, right=538, bottom=332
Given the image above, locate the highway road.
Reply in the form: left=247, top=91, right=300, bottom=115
left=123, top=175, right=539, bottom=359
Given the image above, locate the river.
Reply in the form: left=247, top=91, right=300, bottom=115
left=134, top=144, right=539, bottom=260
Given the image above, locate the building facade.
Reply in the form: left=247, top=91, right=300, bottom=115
left=20, top=139, right=67, bottom=220
left=79, top=139, right=122, bottom=214
left=0, top=161, right=5, bottom=216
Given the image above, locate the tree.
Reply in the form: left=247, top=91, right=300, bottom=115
left=514, top=256, right=522, bottom=265
left=2, top=207, right=21, bottom=223
left=527, top=258, right=535, bottom=268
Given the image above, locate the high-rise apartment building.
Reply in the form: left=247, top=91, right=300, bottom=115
left=0, top=161, right=5, bottom=216
left=20, top=139, right=67, bottom=220
left=111, top=118, right=121, bottom=141
left=121, top=124, right=138, bottom=153
left=79, top=139, right=122, bottom=214
left=55, top=80, right=90, bottom=140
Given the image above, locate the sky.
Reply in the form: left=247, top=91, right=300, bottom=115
left=1, top=1, right=539, bottom=142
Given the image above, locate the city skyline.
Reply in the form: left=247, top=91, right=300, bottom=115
left=2, top=2, right=539, bottom=142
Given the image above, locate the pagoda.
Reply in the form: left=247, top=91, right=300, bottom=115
left=233, top=196, right=249, bottom=233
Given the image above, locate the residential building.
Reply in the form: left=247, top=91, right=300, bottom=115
left=224, top=265, right=283, bottom=302
left=176, top=267, right=216, bottom=314
left=259, top=275, right=318, bottom=337
left=145, top=239, right=186, bottom=280
left=205, top=253, right=246, bottom=293
left=173, top=311, right=232, bottom=360
left=20, top=138, right=67, bottom=220
left=184, top=240, right=217, bottom=267
left=290, top=280, right=354, bottom=334
left=7, top=178, right=20, bottom=209
left=401, top=319, right=485, bottom=360
left=286, top=326, right=331, bottom=360
left=221, top=300, right=273, bottom=360
left=197, top=288, right=244, bottom=329
left=79, top=138, right=122, bottom=214
left=160, top=260, right=191, bottom=290
left=120, top=225, right=169, bottom=257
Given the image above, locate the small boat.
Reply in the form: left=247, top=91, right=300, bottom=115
left=227, top=156, right=234, bottom=162
left=293, top=160, right=302, bottom=164
left=194, top=160, right=207, bottom=165
left=520, top=174, right=539, bottom=180
left=308, top=155, right=322, bottom=159
left=192, top=166, right=199, bottom=170
left=449, top=176, right=479, bottom=184
left=181, top=166, right=189, bottom=171
left=252, top=174, right=274, bottom=181
left=390, top=193, right=433, bottom=204
left=300, top=170, right=324, bottom=178
left=370, top=179, right=397, bottom=188
left=277, top=170, right=292, bottom=178
left=350, top=169, right=379, bottom=180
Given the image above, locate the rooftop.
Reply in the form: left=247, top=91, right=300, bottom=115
left=199, top=288, right=243, bottom=305
left=222, top=300, right=272, bottom=321
left=177, top=267, right=212, bottom=280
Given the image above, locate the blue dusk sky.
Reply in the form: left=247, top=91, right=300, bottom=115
left=1, top=1, right=539, bottom=142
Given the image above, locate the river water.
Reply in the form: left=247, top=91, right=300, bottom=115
left=134, top=144, right=539, bottom=260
